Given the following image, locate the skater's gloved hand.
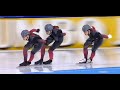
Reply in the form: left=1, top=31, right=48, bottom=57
left=108, top=34, right=112, bottom=39
left=36, top=29, right=40, bottom=33
left=62, top=33, right=66, bottom=36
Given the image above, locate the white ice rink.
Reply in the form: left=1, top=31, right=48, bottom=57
left=0, top=48, right=120, bottom=74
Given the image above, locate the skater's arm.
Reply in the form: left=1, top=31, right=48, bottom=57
left=30, top=29, right=40, bottom=34
left=57, top=29, right=66, bottom=36
left=54, top=29, right=66, bottom=38
left=94, top=32, right=103, bottom=40
left=57, top=30, right=63, bottom=36
left=102, top=34, right=108, bottom=39
left=52, top=29, right=66, bottom=41
left=91, top=26, right=97, bottom=32
left=102, top=34, right=112, bottom=39
left=37, top=39, right=46, bottom=44
left=23, top=42, right=32, bottom=62
left=52, top=35, right=59, bottom=41
left=51, top=31, right=59, bottom=41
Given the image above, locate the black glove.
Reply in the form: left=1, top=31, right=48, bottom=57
left=36, top=29, right=40, bottom=33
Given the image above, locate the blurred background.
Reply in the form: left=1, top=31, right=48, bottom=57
left=0, top=16, right=119, bottom=49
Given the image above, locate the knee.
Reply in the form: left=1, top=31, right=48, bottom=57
left=84, top=43, right=88, bottom=48
left=48, top=46, right=55, bottom=51
left=48, top=49, right=53, bottom=53
left=92, top=49, right=96, bottom=53
left=23, top=47, right=29, bottom=51
left=31, top=51, right=36, bottom=55
left=84, top=45, right=88, bottom=50
left=45, top=42, right=49, bottom=46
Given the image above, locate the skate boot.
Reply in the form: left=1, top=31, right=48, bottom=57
left=87, top=58, right=92, bottom=63
left=43, top=59, right=52, bottom=65
left=19, top=61, right=31, bottom=66
left=34, top=59, right=43, bottom=65
left=79, top=59, right=87, bottom=64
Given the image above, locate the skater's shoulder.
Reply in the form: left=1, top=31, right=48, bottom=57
left=29, top=33, right=42, bottom=41
left=95, top=31, right=101, bottom=35
left=53, top=29, right=62, bottom=33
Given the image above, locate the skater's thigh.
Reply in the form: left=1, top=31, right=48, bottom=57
left=24, top=42, right=33, bottom=50
left=31, top=43, right=43, bottom=54
left=46, top=36, right=54, bottom=46
left=49, top=40, right=63, bottom=51
left=84, top=38, right=93, bottom=48
left=92, top=39, right=103, bottom=52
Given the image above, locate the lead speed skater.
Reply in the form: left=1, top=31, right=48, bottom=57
left=35, top=24, right=66, bottom=65
left=79, top=24, right=112, bottom=63
left=19, top=29, right=46, bottom=66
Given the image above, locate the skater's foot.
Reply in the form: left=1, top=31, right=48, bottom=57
left=79, top=58, right=92, bottom=64
left=43, top=59, right=52, bottom=65
left=79, top=59, right=87, bottom=64
left=34, top=59, right=43, bottom=65
left=19, top=61, right=31, bottom=66
left=87, top=58, right=92, bottom=63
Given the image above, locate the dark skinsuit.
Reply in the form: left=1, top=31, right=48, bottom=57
left=83, top=26, right=108, bottom=61
left=40, top=26, right=66, bottom=61
left=23, top=29, right=45, bottom=63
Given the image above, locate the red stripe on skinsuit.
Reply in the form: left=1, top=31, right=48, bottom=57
left=90, top=52, right=95, bottom=60
left=28, top=53, right=34, bottom=62
left=48, top=50, right=53, bottom=60
left=23, top=48, right=28, bottom=62
left=40, top=45, right=46, bottom=59
left=83, top=48, right=88, bottom=60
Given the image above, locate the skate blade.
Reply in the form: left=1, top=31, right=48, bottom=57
left=16, top=64, right=52, bottom=68
left=76, top=62, right=92, bottom=65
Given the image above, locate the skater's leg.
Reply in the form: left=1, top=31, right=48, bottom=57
left=34, top=45, right=45, bottom=65
left=20, top=43, right=33, bottom=66
left=48, top=50, right=53, bottom=60
left=34, top=45, right=46, bottom=65
left=40, top=45, right=46, bottom=60
left=35, top=37, right=53, bottom=65
left=90, top=39, right=103, bottom=61
left=83, top=39, right=93, bottom=60
left=43, top=38, right=63, bottom=64
left=23, top=43, right=33, bottom=62
left=90, top=52, right=95, bottom=60
left=28, top=43, right=43, bottom=62
left=28, top=52, right=35, bottom=62
left=23, top=47, right=28, bottom=62
left=79, top=39, right=93, bottom=63
left=49, top=38, right=63, bottom=60
left=45, top=36, right=54, bottom=60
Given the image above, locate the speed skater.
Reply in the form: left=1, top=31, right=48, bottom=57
left=35, top=24, right=66, bottom=65
left=19, top=29, right=46, bottom=66
left=79, top=24, right=112, bottom=63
